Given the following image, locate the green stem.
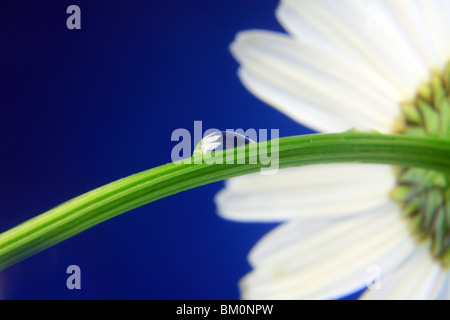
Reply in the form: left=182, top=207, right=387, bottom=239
left=1, top=132, right=450, bottom=271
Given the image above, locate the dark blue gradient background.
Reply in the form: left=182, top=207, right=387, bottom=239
left=0, top=0, right=314, bottom=299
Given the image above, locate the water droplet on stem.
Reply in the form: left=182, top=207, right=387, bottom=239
left=193, top=131, right=255, bottom=156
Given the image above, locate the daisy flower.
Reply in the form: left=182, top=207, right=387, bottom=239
left=215, top=0, right=450, bottom=299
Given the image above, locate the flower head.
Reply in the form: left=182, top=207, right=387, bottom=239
left=216, top=0, right=450, bottom=299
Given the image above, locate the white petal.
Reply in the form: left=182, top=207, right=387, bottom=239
left=383, top=0, right=447, bottom=69
left=237, top=67, right=351, bottom=132
left=276, top=0, right=429, bottom=97
left=231, top=30, right=399, bottom=133
left=240, top=203, right=416, bottom=299
left=441, top=0, right=450, bottom=61
left=215, top=164, right=396, bottom=222
left=360, top=244, right=447, bottom=300
left=437, top=272, right=450, bottom=300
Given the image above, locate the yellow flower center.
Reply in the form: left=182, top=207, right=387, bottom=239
left=392, top=62, right=450, bottom=266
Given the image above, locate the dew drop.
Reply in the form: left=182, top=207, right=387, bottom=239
left=193, top=131, right=255, bottom=156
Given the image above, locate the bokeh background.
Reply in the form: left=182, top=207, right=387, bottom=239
left=0, top=0, right=319, bottom=299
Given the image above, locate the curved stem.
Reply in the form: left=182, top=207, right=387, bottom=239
left=1, top=132, right=450, bottom=271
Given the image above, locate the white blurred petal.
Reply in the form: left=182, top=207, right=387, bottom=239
left=231, top=31, right=399, bottom=133
left=360, top=245, right=448, bottom=300
left=383, top=0, right=447, bottom=69
left=276, top=0, right=429, bottom=95
left=216, top=164, right=396, bottom=222
left=437, top=273, right=450, bottom=300
left=240, top=203, right=416, bottom=299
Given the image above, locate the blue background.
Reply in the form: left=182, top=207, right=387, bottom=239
left=0, top=0, right=316, bottom=299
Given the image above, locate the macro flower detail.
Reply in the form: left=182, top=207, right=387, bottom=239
left=216, top=0, right=450, bottom=299
left=392, top=65, right=450, bottom=264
